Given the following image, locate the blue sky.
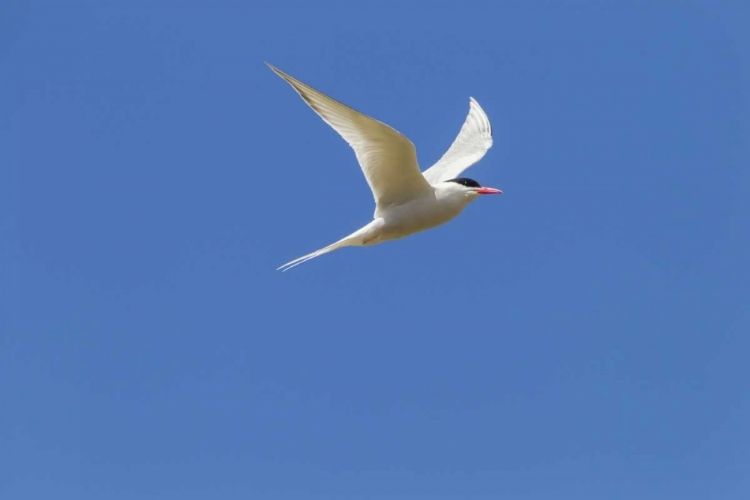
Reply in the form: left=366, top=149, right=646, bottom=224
left=2, top=1, right=749, bottom=498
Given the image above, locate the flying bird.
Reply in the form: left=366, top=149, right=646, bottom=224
left=268, top=63, right=501, bottom=271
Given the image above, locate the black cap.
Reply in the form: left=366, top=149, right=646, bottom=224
left=447, top=177, right=481, bottom=188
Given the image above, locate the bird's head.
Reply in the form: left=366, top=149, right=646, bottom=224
left=442, top=177, right=503, bottom=200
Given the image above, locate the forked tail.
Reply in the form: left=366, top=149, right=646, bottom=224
left=277, top=237, right=354, bottom=272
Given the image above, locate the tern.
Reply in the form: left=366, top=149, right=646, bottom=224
left=268, top=63, right=502, bottom=271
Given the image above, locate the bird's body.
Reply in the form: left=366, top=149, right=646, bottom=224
left=267, top=63, right=501, bottom=271
left=373, top=183, right=477, bottom=240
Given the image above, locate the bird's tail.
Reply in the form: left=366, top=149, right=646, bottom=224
left=277, top=237, right=355, bottom=272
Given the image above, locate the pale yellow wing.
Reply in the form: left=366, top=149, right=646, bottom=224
left=268, top=63, right=432, bottom=210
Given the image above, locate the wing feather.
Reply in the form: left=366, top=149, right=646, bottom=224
left=267, top=63, right=432, bottom=210
left=422, top=97, right=493, bottom=184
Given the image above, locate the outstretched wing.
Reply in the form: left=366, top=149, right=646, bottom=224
left=267, top=63, right=432, bottom=210
left=422, top=97, right=493, bottom=184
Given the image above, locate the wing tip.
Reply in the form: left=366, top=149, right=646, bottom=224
left=265, top=61, right=285, bottom=77
left=468, top=96, right=485, bottom=112
left=468, top=96, right=492, bottom=137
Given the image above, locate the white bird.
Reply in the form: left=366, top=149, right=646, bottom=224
left=268, top=63, right=502, bottom=271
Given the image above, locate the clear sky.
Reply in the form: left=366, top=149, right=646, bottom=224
left=2, top=1, right=749, bottom=499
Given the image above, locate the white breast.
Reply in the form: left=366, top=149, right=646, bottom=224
left=374, top=186, right=476, bottom=242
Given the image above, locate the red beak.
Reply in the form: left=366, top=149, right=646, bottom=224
left=476, top=187, right=503, bottom=195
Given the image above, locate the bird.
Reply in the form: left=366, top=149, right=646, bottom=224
left=268, top=63, right=502, bottom=271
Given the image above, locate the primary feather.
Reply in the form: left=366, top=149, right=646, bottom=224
left=422, top=97, right=493, bottom=184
